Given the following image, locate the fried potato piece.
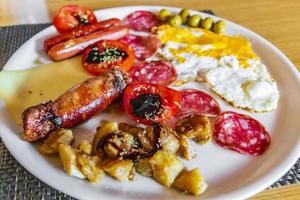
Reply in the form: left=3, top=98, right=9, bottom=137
left=175, top=115, right=211, bottom=144
left=118, top=123, right=145, bottom=137
left=39, top=129, right=74, bottom=154
left=135, top=157, right=152, bottom=177
left=173, top=168, right=207, bottom=196
left=102, top=159, right=135, bottom=181
left=77, top=153, right=104, bottom=183
left=149, top=150, right=184, bottom=187
left=179, top=135, right=196, bottom=160
left=92, top=121, right=119, bottom=157
left=78, top=139, right=92, bottom=155
left=58, top=144, right=85, bottom=179
left=159, top=125, right=180, bottom=153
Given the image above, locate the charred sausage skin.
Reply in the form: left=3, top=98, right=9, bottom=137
left=22, top=68, right=132, bottom=141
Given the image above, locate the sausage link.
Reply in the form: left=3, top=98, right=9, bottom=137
left=48, top=25, right=129, bottom=61
left=44, top=18, right=121, bottom=52
left=22, top=68, right=132, bottom=141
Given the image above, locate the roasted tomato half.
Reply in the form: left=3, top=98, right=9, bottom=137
left=123, top=83, right=181, bottom=124
left=82, top=40, right=135, bottom=76
left=53, top=5, right=97, bottom=33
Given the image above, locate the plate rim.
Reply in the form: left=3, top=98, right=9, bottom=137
left=1, top=5, right=300, bottom=200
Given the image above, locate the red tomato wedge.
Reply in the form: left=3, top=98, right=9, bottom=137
left=120, top=34, right=160, bottom=60
left=123, top=10, right=159, bottom=32
left=123, top=83, right=181, bottom=124
left=53, top=5, right=97, bottom=33
left=82, top=40, right=135, bottom=76
left=213, top=111, right=271, bottom=156
left=129, top=61, right=177, bottom=86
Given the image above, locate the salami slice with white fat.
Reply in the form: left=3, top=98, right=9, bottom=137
left=120, top=34, right=160, bottom=60
left=180, top=89, right=221, bottom=117
left=213, top=111, right=271, bottom=156
left=123, top=10, right=159, bottom=32
left=129, top=61, right=177, bottom=86
left=164, top=89, right=221, bottom=128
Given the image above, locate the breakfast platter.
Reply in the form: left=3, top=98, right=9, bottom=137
left=0, top=5, right=299, bottom=200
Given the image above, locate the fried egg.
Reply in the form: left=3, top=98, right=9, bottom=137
left=155, top=25, right=279, bottom=112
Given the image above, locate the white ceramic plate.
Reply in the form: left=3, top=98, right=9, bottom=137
left=0, top=6, right=299, bottom=200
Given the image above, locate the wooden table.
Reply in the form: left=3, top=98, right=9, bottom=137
left=0, top=0, right=299, bottom=199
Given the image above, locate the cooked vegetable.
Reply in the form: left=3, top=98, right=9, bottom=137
left=175, top=115, right=211, bottom=144
left=92, top=122, right=119, bottom=157
left=159, top=9, right=171, bottom=21
left=201, top=17, right=213, bottom=30
left=168, top=15, right=182, bottom=27
left=212, top=20, right=226, bottom=34
left=102, top=159, right=135, bottom=181
left=77, top=153, right=104, bottom=183
left=78, top=139, right=92, bottom=155
left=179, top=8, right=190, bottom=24
left=123, top=83, right=181, bottom=125
left=149, top=150, right=184, bottom=187
left=118, top=122, right=144, bottom=137
left=135, top=157, right=152, bottom=176
left=179, top=135, right=196, bottom=160
left=39, top=129, right=74, bottom=154
left=187, top=14, right=202, bottom=27
left=173, top=168, right=207, bottom=195
left=153, top=123, right=180, bottom=153
left=58, top=144, right=85, bottom=178
left=53, top=5, right=97, bottom=33
left=82, top=40, right=135, bottom=76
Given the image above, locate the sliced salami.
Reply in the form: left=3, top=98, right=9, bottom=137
left=120, top=34, right=160, bottom=60
left=123, top=10, right=159, bottom=32
left=164, top=89, right=221, bottom=128
left=213, top=111, right=271, bottom=156
left=129, top=61, right=177, bottom=86
left=180, top=89, right=221, bottom=117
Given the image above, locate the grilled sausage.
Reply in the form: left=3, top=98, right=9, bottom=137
left=22, top=68, right=132, bottom=141
left=47, top=25, right=129, bottom=61
left=44, top=18, right=121, bottom=52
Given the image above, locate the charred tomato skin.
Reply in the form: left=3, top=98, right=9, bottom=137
left=123, top=83, right=181, bottom=124
left=53, top=5, right=97, bottom=33
left=82, top=40, right=135, bottom=76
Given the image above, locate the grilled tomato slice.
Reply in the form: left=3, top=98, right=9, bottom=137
left=82, top=40, right=135, bottom=76
left=53, top=5, right=97, bottom=33
left=123, top=83, right=181, bottom=124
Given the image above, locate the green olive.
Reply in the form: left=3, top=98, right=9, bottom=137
left=187, top=14, right=202, bottom=27
left=201, top=17, right=213, bottom=30
left=212, top=20, right=226, bottom=34
left=168, top=15, right=182, bottom=27
left=159, top=9, right=171, bottom=21
left=179, top=8, right=190, bottom=24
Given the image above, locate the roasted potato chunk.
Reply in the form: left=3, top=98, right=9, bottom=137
left=77, top=153, right=104, bottom=183
left=149, top=150, right=184, bottom=187
left=58, top=144, right=85, bottom=179
left=118, top=123, right=145, bottom=137
left=103, top=132, right=137, bottom=159
left=158, top=125, right=180, bottom=153
left=179, top=135, right=196, bottom=160
left=92, top=121, right=118, bottom=157
left=173, top=168, right=208, bottom=196
left=78, top=140, right=92, bottom=155
left=102, top=159, right=135, bottom=181
left=175, top=115, right=211, bottom=144
left=137, top=126, right=158, bottom=152
left=40, top=129, right=74, bottom=154
left=135, top=158, right=152, bottom=177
